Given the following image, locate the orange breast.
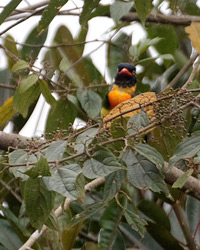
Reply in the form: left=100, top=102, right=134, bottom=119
left=108, top=90, right=131, bottom=109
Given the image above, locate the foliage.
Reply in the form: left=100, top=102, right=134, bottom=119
left=0, top=0, right=200, bottom=250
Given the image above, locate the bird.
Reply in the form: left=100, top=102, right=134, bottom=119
left=101, top=63, right=137, bottom=118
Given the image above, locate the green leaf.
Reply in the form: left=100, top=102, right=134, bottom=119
left=1, top=206, right=30, bottom=236
left=62, top=222, right=83, bottom=250
left=99, top=196, right=126, bottom=249
left=44, top=212, right=58, bottom=230
left=138, top=200, right=171, bottom=231
left=127, top=111, right=149, bottom=135
left=186, top=196, right=200, bottom=234
left=37, top=0, right=69, bottom=32
left=9, top=150, right=37, bottom=179
left=0, top=96, right=15, bottom=126
left=124, top=207, right=146, bottom=237
left=71, top=201, right=104, bottom=226
left=172, top=169, right=193, bottom=189
left=135, top=144, right=164, bottom=170
left=75, top=128, right=99, bottom=154
left=25, top=157, right=51, bottom=178
left=147, top=222, right=183, bottom=250
left=13, top=74, right=40, bottom=117
left=24, top=178, right=54, bottom=229
left=82, top=242, right=100, bottom=250
left=54, top=25, right=90, bottom=86
left=45, top=140, right=67, bottom=161
left=147, top=25, right=178, bottom=55
left=107, top=32, right=131, bottom=78
left=21, top=26, right=48, bottom=61
left=103, top=170, right=126, bottom=201
left=80, top=0, right=100, bottom=24
left=0, top=219, right=23, bottom=250
left=134, top=0, right=153, bottom=25
left=169, top=131, right=200, bottom=167
left=38, top=79, right=56, bottom=107
left=45, top=99, right=77, bottom=135
left=4, top=35, right=19, bottom=69
left=0, top=0, right=23, bottom=25
left=123, top=149, right=169, bottom=195
left=43, top=164, right=82, bottom=199
left=11, top=60, right=29, bottom=72
left=110, top=1, right=133, bottom=22
left=77, top=89, right=102, bottom=118
left=83, top=150, right=122, bottom=179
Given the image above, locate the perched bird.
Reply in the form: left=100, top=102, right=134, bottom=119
left=101, top=63, right=137, bottom=117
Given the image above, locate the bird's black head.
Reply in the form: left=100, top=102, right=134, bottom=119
left=114, top=63, right=137, bottom=88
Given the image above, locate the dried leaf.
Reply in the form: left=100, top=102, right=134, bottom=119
left=185, top=22, right=200, bottom=53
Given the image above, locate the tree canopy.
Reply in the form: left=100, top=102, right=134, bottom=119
left=0, top=0, right=200, bottom=250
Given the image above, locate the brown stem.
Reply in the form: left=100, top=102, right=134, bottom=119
left=172, top=202, right=197, bottom=250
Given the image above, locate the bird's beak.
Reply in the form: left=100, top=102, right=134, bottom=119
left=118, top=68, right=132, bottom=76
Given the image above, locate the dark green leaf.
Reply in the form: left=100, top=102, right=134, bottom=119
left=147, top=222, right=183, bottom=250
left=134, top=0, right=153, bottom=25
left=43, top=164, right=82, bottom=199
left=169, top=131, right=200, bottom=167
left=71, top=201, right=104, bottom=226
left=103, top=170, right=126, bottom=201
left=0, top=0, right=23, bottom=25
left=75, top=128, right=99, bottom=154
left=83, top=150, right=122, bottom=179
left=13, top=74, right=40, bottom=117
left=21, top=26, right=48, bottom=61
left=172, top=169, right=193, bottom=189
left=44, top=212, right=58, bottom=230
left=124, top=207, right=146, bottom=237
left=24, top=178, right=54, bottom=229
left=38, top=0, right=69, bottom=32
left=99, top=196, right=126, bottom=249
left=80, top=0, right=100, bottom=24
left=54, top=25, right=90, bottom=86
left=45, top=140, right=67, bottom=161
left=77, top=89, right=102, bottom=118
left=110, top=1, right=133, bottom=22
left=186, top=196, right=200, bottom=234
left=45, top=99, right=77, bottom=134
left=4, top=35, right=19, bottom=70
left=135, top=144, right=164, bottom=170
left=25, top=157, right=51, bottom=178
left=83, top=158, right=121, bottom=179
left=138, top=200, right=171, bottom=231
left=39, top=79, right=56, bottom=107
left=107, top=32, right=131, bottom=78
left=0, top=219, right=23, bottom=250
left=1, top=206, right=30, bottom=236
left=123, top=149, right=169, bottom=195
left=147, top=25, right=178, bottom=55
left=9, top=150, right=37, bottom=179
left=127, top=111, right=149, bottom=135
left=119, top=222, right=163, bottom=250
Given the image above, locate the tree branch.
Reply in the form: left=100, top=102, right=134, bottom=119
left=121, top=12, right=200, bottom=26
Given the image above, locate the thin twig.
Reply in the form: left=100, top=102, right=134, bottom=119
left=0, top=6, right=47, bottom=36
left=168, top=52, right=199, bottom=88
left=172, top=202, right=197, bottom=250
left=181, top=55, right=200, bottom=90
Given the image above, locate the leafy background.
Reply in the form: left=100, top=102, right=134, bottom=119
left=0, top=0, right=200, bottom=250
